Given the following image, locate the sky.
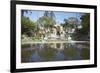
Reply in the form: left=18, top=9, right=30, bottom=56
left=22, top=10, right=82, bottom=24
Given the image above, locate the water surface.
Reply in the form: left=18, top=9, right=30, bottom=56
left=21, top=42, right=90, bottom=63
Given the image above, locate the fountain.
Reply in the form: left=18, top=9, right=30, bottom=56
left=68, top=35, right=72, bottom=41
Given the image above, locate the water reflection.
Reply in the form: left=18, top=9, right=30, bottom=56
left=21, top=42, right=90, bottom=63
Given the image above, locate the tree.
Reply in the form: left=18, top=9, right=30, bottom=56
left=72, top=13, right=90, bottom=41
left=62, top=18, right=76, bottom=29
left=21, top=16, right=36, bottom=37
left=37, top=16, right=56, bottom=28
left=80, top=13, right=90, bottom=34
left=67, top=17, right=79, bottom=28
left=62, top=19, right=70, bottom=28
left=44, top=11, right=55, bottom=20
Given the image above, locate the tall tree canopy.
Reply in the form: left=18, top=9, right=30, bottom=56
left=21, top=16, right=36, bottom=37
left=80, top=13, right=90, bottom=33
left=37, top=16, right=56, bottom=28
left=61, top=17, right=79, bottom=29
left=72, top=13, right=90, bottom=40
left=44, top=11, right=55, bottom=20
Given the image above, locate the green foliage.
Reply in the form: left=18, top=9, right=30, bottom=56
left=62, top=19, right=69, bottom=28
left=80, top=13, right=90, bottom=33
left=44, top=11, right=55, bottom=20
left=21, top=16, right=36, bottom=37
left=37, top=16, right=56, bottom=28
left=62, top=18, right=75, bottom=29
left=72, top=13, right=90, bottom=40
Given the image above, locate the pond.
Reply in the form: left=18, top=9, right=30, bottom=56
left=21, top=42, right=90, bottom=63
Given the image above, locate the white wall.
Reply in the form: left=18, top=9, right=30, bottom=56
left=0, top=0, right=99, bottom=73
